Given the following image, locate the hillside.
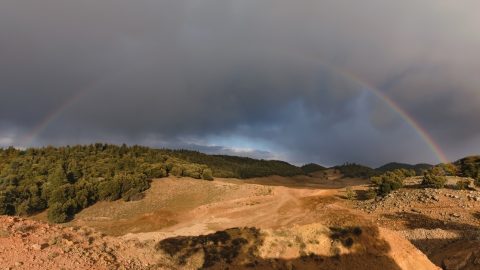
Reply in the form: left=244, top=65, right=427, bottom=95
left=333, top=163, right=379, bottom=178
left=376, top=163, right=433, bottom=175
left=301, top=163, right=327, bottom=174
left=0, top=144, right=304, bottom=224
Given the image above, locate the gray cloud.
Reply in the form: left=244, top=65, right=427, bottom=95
left=1, top=0, right=480, bottom=166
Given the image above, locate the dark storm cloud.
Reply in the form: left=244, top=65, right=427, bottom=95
left=1, top=0, right=480, bottom=166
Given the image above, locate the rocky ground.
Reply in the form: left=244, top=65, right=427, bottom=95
left=0, top=216, right=159, bottom=270
left=351, top=178, right=480, bottom=270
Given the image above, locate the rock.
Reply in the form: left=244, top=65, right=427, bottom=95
left=451, top=213, right=461, bottom=218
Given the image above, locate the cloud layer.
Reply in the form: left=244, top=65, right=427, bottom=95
left=1, top=0, right=480, bottom=166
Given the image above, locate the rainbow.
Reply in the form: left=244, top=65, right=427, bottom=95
left=19, top=71, right=125, bottom=147
left=20, top=66, right=449, bottom=164
left=332, top=68, right=449, bottom=164
left=19, top=90, right=87, bottom=147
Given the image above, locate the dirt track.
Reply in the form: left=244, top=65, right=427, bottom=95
left=67, top=174, right=366, bottom=240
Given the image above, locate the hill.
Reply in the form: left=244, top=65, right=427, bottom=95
left=333, top=163, right=379, bottom=178
left=376, top=162, right=433, bottom=175
left=0, top=144, right=304, bottom=223
left=301, top=163, right=327, bottom=174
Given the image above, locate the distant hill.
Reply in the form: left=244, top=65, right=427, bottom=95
left=301, top=163, right=327, bottom=174
left=333, top=163, right=379, bottom=178
left=162, top=150, right=305, bottom=178
left=376, top=162, right=433, bottom=175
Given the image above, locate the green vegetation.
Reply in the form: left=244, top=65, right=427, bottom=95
left=422, top=167, right=447, bottom=188
left=163, top=150, right=304, bottom=178
left=455, top=179, right=472, bottom=190
left=301, top=163, right=326, bottom=174
left=0, top=144, right=305, bottom=223
left=345, top=187, right=356, bottom=200
left=455, top=156, right=480, bottom=186
left=370, top=169, right=415, bottom=196
left=334, top=163, right=378, bottom=179
left=376, top=162, right=432, bottom=175
left=364, top=188, right=377, bottom=200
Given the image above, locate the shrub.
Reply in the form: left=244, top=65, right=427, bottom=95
left=170, top=166, right=183, bottom=177
left=371, top=170, right=405, bottom=196
left=201, top=168, right=214, bottom=181
left=455, top=179, right=472, bottom=190
left=345, top=187, right=356, bottom=200
left=364, top=188, right=377, bottom=200
left=422, top=167, right=447, bottom=188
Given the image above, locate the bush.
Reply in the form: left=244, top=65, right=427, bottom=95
left=345, top=187, right=356, bottom=200
left=370, top=170, right=406, bottom=196
left=455, top=179, right=472, bottom=190
left=422, top=167, right=447, bottom=188
left=170, top=166, right=183, bottom=177
left=201, top=169, right=214, bottom=181
left=365, top=188, right=377, bottom=200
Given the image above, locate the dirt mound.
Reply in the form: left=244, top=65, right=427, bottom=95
left=155, top=224, right=439, bottom=270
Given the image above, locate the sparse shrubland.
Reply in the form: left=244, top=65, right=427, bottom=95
left=0, top=144, right=304, bottom=223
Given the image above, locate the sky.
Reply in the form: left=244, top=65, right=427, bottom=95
left=1, top=0, right=480, bottom=167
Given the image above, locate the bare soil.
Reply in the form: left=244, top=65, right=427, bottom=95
left=3, top=171, right=477, bottom=269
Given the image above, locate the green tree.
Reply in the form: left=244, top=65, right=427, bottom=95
left=47, top=202, right=68, bottom=223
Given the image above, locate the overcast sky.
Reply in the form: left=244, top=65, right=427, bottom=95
left=1, top=0, right=480, bottom=166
